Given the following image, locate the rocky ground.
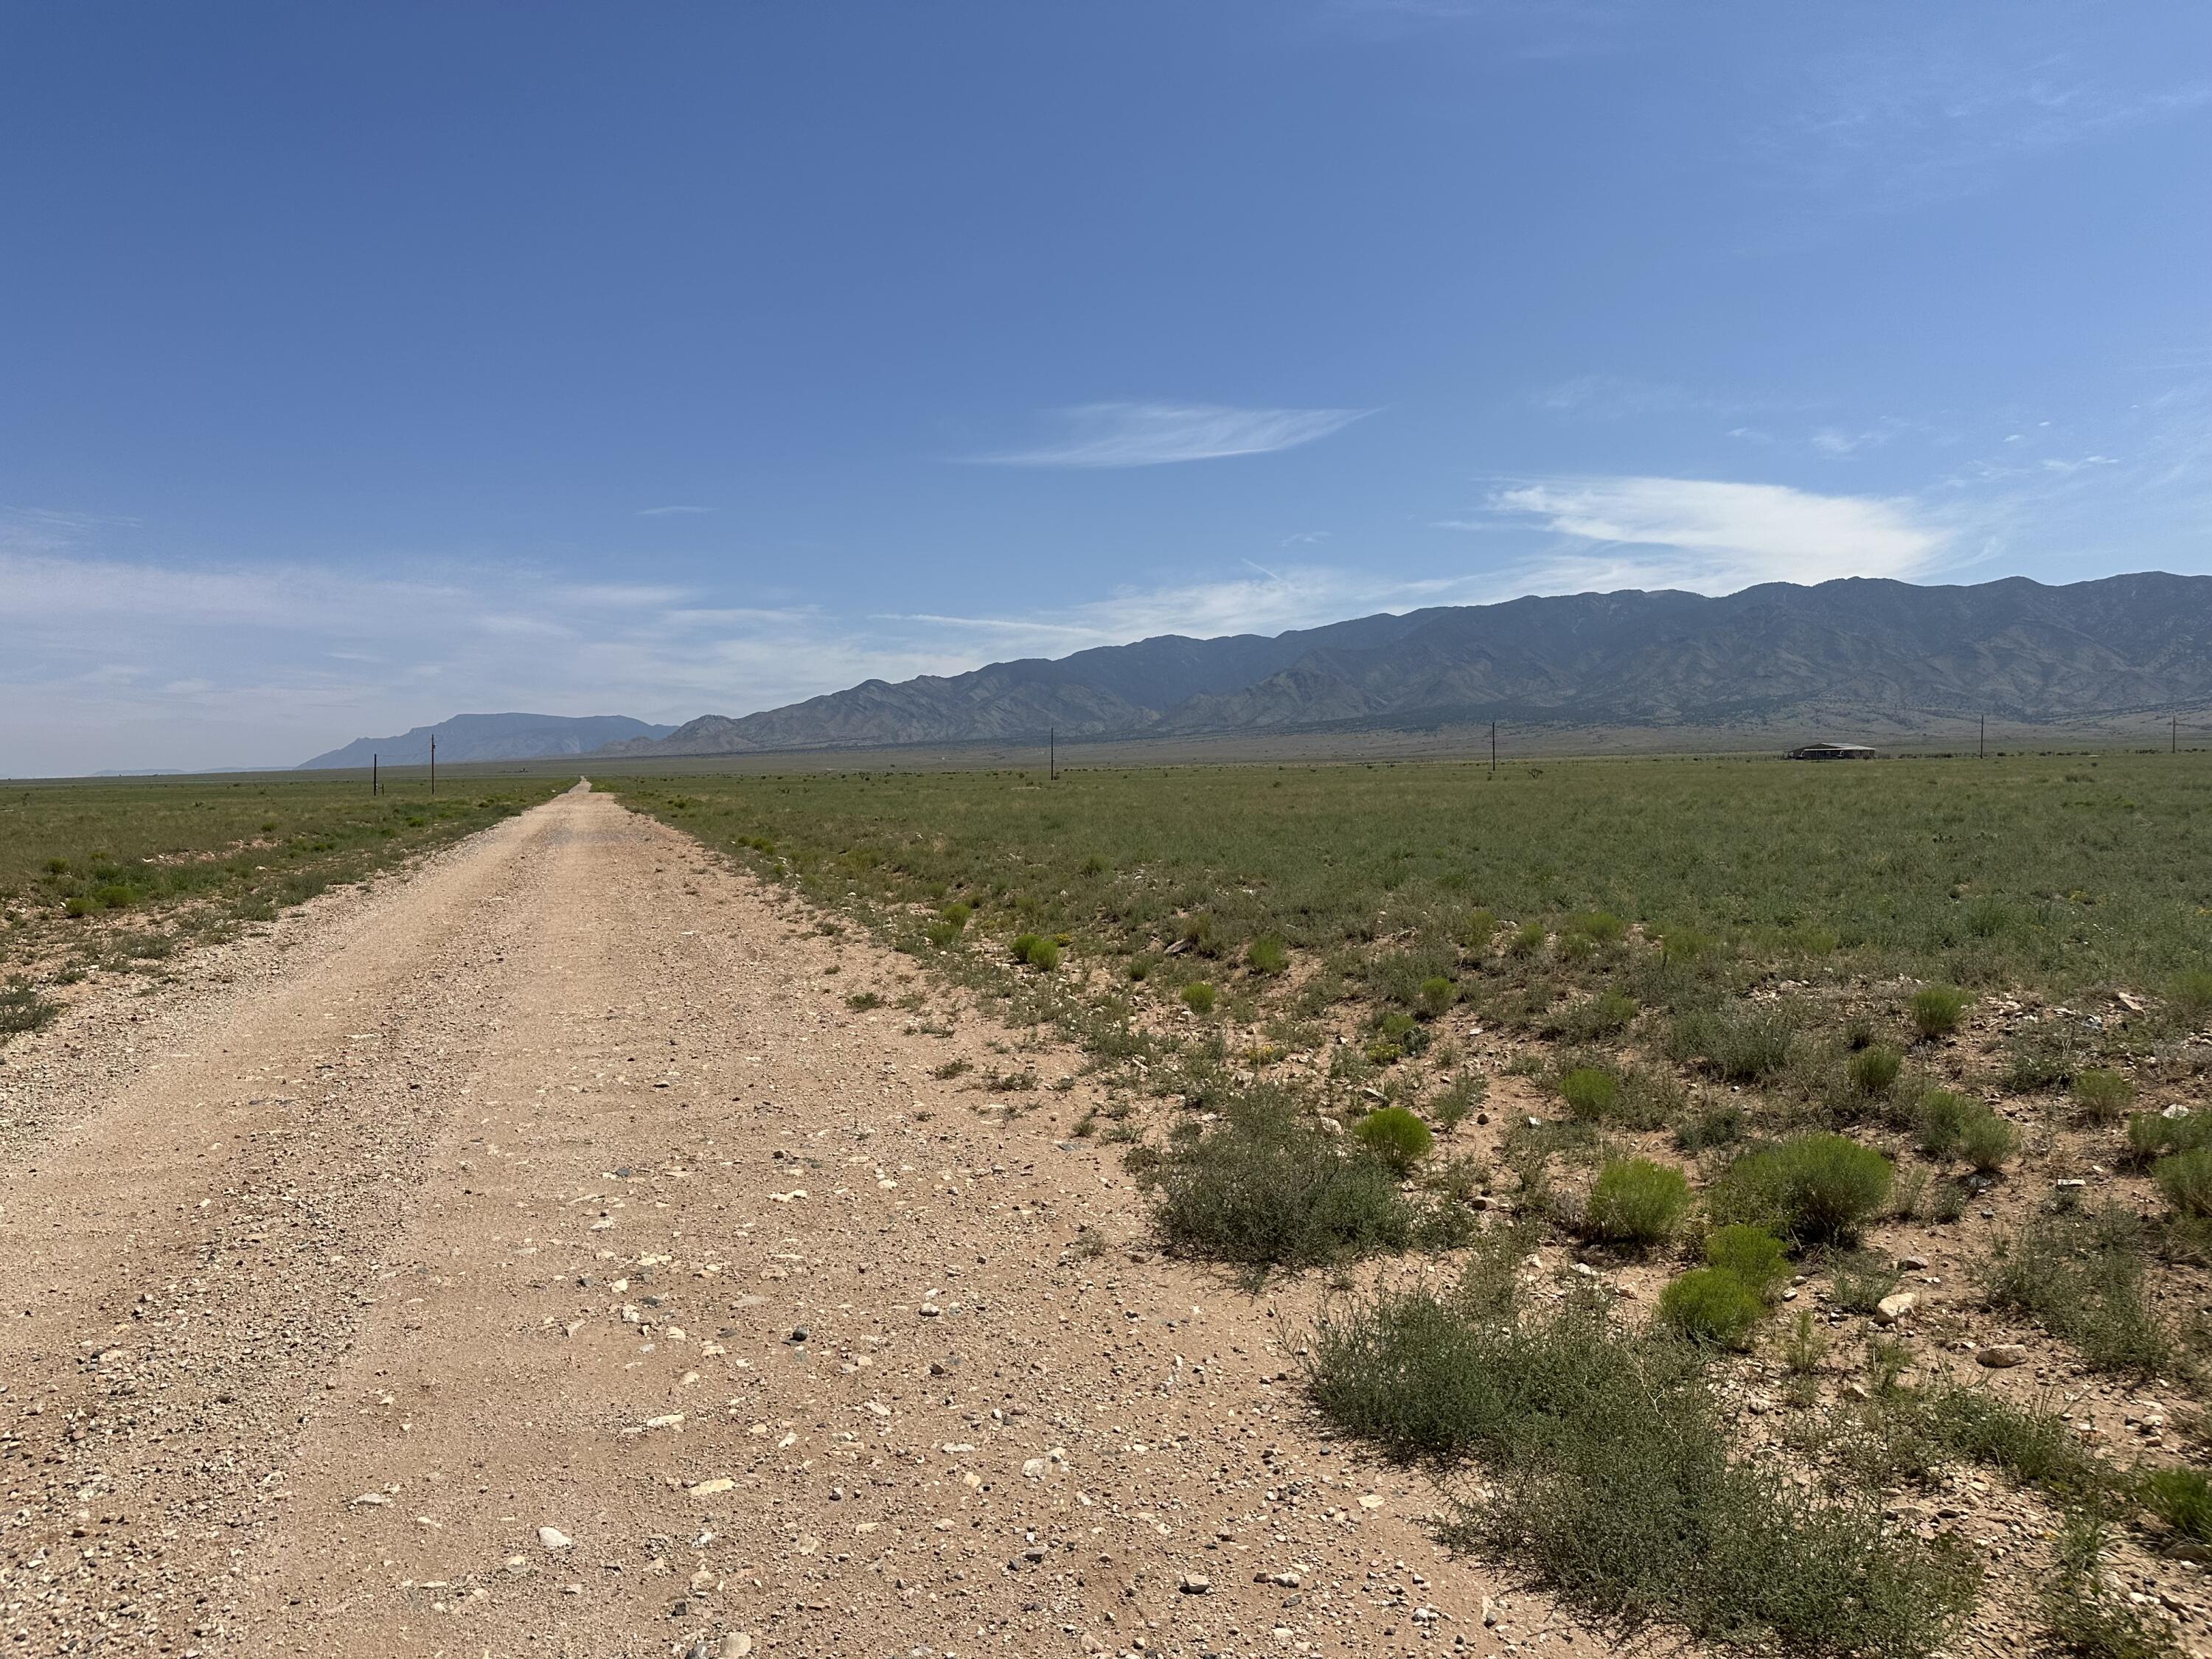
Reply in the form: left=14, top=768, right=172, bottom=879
left=0, top=785, right=1548, bottom=1658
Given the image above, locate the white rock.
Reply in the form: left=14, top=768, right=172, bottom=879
left=1874, top=1292, right=1917, bottom=1325
left=537, top=1526, right=573, bottom=1551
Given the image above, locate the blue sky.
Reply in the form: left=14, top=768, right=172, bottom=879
left=3, top=1, right=2208, bottom=773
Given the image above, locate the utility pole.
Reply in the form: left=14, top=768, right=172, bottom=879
left=1049, top=726, right=1056, bottom=782
left=1979, top=715, right=1985, bottom=760
left=430, top=733, right=437, bottom=796
left=2174, top=714, right=2180, bottom=754
left=372, top=754, right=378, bottom=796
left=1489, top=720, right=1497, bottom=779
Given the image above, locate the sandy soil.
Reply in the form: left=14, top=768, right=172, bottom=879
left=0, top=785, right=1517, bottom=1659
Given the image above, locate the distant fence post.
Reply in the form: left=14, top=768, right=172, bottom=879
left=430, top=734, right=437, bottom=796
left=372, top=754, right=378, bottom=796
left=1490, top=720, right=1496, bottom=779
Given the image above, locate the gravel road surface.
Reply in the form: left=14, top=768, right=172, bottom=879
left=0, top=785, right=1511, bottom=1658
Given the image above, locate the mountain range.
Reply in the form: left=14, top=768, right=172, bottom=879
left=599, top=573, right=2212, bottom=757
left=296, top=712, right=675, bottom=769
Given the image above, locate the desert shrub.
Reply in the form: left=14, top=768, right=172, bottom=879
left=1506, top=919, right=1546, bottom=956
left=2154, top=1149, right=2212, bottom=1217
left=1418, top=975, right=1457, bottom=1018
left=1147, top=1095, right=1413, bottom=1273
left=924, top=918, right=963, bottom=947
left=1245, top=935, right=1289, bottom=975
left=1354, top=1105, right=1433, bottom=1173
left=1306, top=1290, right=1972, bottom=1655
left=2072, top=1068, right=2135, bottom=1124
left=1461, top=908, right=1499, bottom=950
left=1909, top=984, right=1968, bottom=1039
left=1848, top=1044, right=1902, bottom=1096
left=1431, top=1074, right=1486, bottom=1131
left=1180, top=981, right=1217, bottom=1015
left=2142, top=1467, right=2212, bottom=1545
left=1915, top=1090, right=1976, bottom=1159
left=1658, top=1267, right=1767, bottom=1349
left=1672, top=1097, right=1747, bottom=1154
left=1830, top=1252, right=1903, bottom=1315
left=2042, top=1510, right=2181, bottom=1659
left=844, top=990, right=882, bottom=1011
left=1565, top=908, right=1627, bottom=944
left=1547, top=987, right=1638, bottom=1042
left=1585, top=1158, right=1691, bottom=1245
left=939, top=900, right=973, bottom=928
left=1559, top=1065, right=1619, bottom=1120
left=1958, top=1108, right=2020, bottom=1174
left=2173, top=969, right=2212, bottom=1029
left=1983, top=1208, right=2182, bottom=1377
left=2127, top=1110, right=2212, bottom=1163
left=1710, top=1134, right=1893, bottom=1245
left=0, top=978, right=58, bottom=1039
left=1669, top=1004, right=1796, bottom=1082
left=1010, top=933, right=1060, bottom=970
left=1705, top=1223, right=1790, bottom=1299
left=1914, top=1387, right=2116, bottom=1500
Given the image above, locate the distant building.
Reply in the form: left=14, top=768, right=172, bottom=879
left=1787, top=742, right=1879, bottom=760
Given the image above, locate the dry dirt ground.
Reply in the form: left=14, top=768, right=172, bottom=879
left=0, top=784, right=1533, bottom=1659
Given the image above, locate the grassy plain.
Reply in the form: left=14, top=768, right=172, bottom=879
left=0, top=769, right=568, bottom=1001
left=609, top=748, right=2212, bottom=1658
left=610, top=750, right=2212, bottom=997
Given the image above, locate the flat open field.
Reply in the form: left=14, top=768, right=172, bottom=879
left=4, top=755, right=2211, bottom=1658
left=601, top=750, right=2212, bottom=1658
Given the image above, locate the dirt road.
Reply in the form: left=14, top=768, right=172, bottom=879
left=0, top=786, right=1510, bottom=1658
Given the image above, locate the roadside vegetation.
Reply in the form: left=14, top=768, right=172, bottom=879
left=0, top=771, right=566, bottom=1021
left=606, top=749, right=2212, bottom=1655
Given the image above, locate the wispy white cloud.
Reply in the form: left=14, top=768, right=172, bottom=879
left=973, top=402, right=1373, bottom=468
left=1472, top=475, right=1950, bottom=592
left=1773, top=42, right=2212, bottom=207
left=636, top=504, right=714, bottom=517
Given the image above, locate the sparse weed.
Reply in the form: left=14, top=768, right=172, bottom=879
left=1909, top=984, right=1968, bottom=1039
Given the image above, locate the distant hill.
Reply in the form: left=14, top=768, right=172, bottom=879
left=597, top=573, right=2212, bottom=757
left=297, top=712, right=675, bottom=770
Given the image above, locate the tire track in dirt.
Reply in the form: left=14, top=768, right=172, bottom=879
left=4, top=787, right=1514, bottom=1658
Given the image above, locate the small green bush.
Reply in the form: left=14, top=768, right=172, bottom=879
left=1418, top=975, right=1457, bottom=1018
left=2128, top=1110, right=2212, bottom=1163
left=0, top=978, right=58, bottom=1039
left=1658, top=1267, right=1767, bottom=1349
left=1461, top=908, right=1499, bottom=949
left=1010, top=933, right=1060, bottom=970
left=1506, top=919, right=1545, bottom=956
left=2143, top=1467, right=2212, bottom=1545
left=1307, top=1290, right=1973, bottom=1655
left=1916, top=1090, right=1976, bottom=1160
left=1354, top=1105, right=1433, bottom=1173
left=1848, top=1044, right=1902, bottom=1096
left=2072, top=1068, right=2135, bottom=1124
left=1711, top=1134, right=1893, bottom=1245
left=1245, top=935, right=1289, bottom=975
left=1559, top=1065, right=1620, bottom=1120
left=2172, top=969, right=2212, bottom=1029
left=923, top=918, right=963, bottom=948
left=1958, top=1108, right=2020, bottom=1174
left=1566, top=908, right=1627, bottom=943
left=1983, top=1208, right=2181, bottom=1377
left=1909, top=984, right=1968, bottom=1039
left=1148, top=1095, right=1414, bottom=1273
left=1669, top=1004, right=1795, bottom=1081
left=1181, top=980, right=1217, bottom=1015
left=1430, top=1074, right=1486, bottom=1130
left=1585, top=1158, right=1691, bottom=1245
left=1704, top=1224, right=1790, bottom=1299
left=2154, top=1149, right=2212, bottom=1218
left=939, top=900, right=973, bottom=928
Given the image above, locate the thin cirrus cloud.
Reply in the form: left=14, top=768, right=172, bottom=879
left=1467, top=474, right=1950, bottom=594
left=973, top=402, right=1374, bottom=468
